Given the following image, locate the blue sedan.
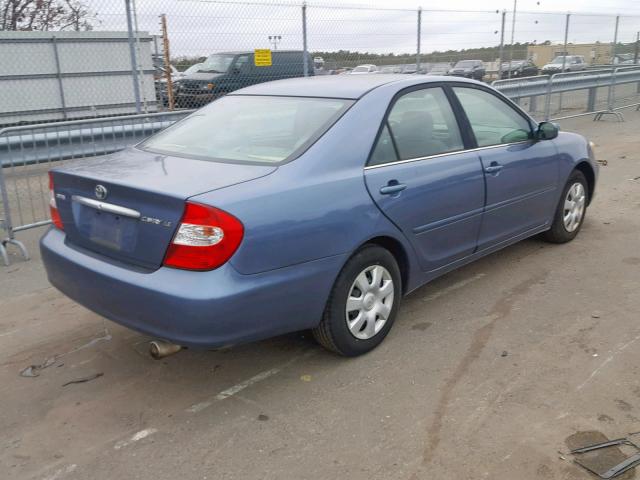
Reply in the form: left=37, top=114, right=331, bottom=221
left=41, top=75, right=598, bottom=357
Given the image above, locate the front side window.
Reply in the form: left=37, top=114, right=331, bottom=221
left=141, top=95, right=353, bottom=164
left=234, top=55, right=251, bottom=73
left=384, top=87, right=463, bottom=161
left=199, top=54, right=236, bottom=73
left=453, top=87, right=532, bottom=147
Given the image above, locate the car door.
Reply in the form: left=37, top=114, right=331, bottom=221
left=364, top=86, right=485, bottom=272
left=451, top=85, right=559, bottom=250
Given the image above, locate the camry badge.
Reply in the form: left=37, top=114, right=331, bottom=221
left=94, top=184, right=108, bottom=200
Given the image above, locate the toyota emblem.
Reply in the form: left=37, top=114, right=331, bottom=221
left=94, top=184, right=108, bottom=200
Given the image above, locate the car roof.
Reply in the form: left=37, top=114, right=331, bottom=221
left=229, top=74, right=477, bottom=100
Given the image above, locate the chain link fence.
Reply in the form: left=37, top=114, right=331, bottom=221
left=1, top=0, right=640, bottom=264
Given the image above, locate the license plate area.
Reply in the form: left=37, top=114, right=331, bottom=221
left=75, top=206, right=138, bottom=252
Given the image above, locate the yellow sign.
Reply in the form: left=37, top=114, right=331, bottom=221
left=254, top=49, right=272, bottom=67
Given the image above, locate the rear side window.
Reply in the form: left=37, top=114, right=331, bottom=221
left=141, top=95, right=353, bottom=164
left=453, top=87, right=532, bottom=147
left=373, top=87, right=463, bottom=163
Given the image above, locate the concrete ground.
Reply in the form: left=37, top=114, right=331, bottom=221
left=1, top=111, right=640, bottom=480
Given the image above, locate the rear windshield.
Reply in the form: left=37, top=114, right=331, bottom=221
left=140, top=95, right=353, bottom=164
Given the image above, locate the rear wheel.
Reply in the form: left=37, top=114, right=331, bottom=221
left=313, top=245, right=401, bottom=356
left=543, top=170, right=588, bottom=243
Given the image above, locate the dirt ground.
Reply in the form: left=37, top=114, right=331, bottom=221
left=1, top=110, right=640, bottom=480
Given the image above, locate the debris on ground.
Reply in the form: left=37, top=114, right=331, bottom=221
left=62, top=372, right=104, bottom=387
left=19, top=357, right=57, bottom=378
left=257, top=414, right=269, bottom=421
left=598, top=159, right=609, bottom=166
left=501, top=351, right=508, bottom=357
left=567, top=430, right=640, bottom=479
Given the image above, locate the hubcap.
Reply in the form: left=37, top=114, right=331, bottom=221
left=563, top=182, right=586, bottom=233
left=345, top=265, right=394, bottom=340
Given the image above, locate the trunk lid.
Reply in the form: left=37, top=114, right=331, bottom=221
left=53, top=147, right=276, bottom=270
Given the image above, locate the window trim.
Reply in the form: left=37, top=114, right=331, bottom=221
left=364, top=140, right=531, bottom=170
left=365, top=83, right=469, bottom=167
left=364, top=81, right=541, bottom=170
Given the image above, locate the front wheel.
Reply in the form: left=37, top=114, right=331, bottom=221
left=543, top=170, right=588, bottom=243
left=312, top=245, right=402, bottom=356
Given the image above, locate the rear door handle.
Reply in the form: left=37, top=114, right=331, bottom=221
left=380, top=182, right=407, bottom=195
left=484, top=163, right=503, bottom=174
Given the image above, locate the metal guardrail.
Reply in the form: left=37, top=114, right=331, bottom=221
left=1, top=66, right=640, bottom=266
left=0, top=110, right=192, bottom=265
left=492, top=66, right=640, bottom=121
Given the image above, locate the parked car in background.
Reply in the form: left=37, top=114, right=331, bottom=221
left=541, top=55, right=586, bottom=74
left=500, top=59, right=539, bottom=79
left=350, top=64, right=378, bottom=74
left=176, top=50, right=313, bottom=108
left=402, top=64, right=419, bottom=74
left=448, top=60, right=485, bottom=80
left=43, top=75, right=597, bottom=357
left=182, top=62, right=204, bottom=76
left=426, top=63, right=451, bottom=76
left=380, top=66, right=402, bottom=74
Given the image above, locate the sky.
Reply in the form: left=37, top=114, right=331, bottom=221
left=90, top=0, right=640, bottom=57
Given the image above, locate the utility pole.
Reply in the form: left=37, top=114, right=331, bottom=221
left=634, top=31, right=640, bottom=64
left=611, top=15, right=620, bottom=64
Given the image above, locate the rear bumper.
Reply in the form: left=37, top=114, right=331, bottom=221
left=41, top=228, right=346, bottom=349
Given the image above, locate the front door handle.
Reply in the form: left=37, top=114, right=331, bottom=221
left=484, top=162, right=503, bottom=174
left=380, top=181, right=407, bottom=195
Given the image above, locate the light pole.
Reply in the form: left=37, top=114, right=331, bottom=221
left=268, top=35, right=282, bottom=50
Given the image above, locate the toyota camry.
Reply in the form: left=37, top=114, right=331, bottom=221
left=41, top=75, right=598, bottom=356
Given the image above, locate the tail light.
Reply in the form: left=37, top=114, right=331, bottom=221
left=48, top=172, right=64, bottom=230
left=163, top=202, right=243, bottom=271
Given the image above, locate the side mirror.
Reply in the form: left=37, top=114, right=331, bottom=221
left=536, top=122, right=559, bottom=140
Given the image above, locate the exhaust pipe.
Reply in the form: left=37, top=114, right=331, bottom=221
left=149, top=340, right=182, bottom=359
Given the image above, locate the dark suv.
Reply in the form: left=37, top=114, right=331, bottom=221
left=500, top=59, right=539, bottom=79
left=176, top=50, right=314, bottom=108
left=448, top=60, right=485, bottom=81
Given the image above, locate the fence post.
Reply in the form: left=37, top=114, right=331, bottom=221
left=587, top=87, right=597, bottom=112
left=125, top=0, right=142, bottom=113
left=507, top=0, right=517, bottom=79
left=51, top=36, right=68, bottom=120
left=0, top=153, right=28, bottom=266
left=558, top=13, right=570, bottom=113
left=302, top=2, right=309, bottom=77
left=416, top=7, right=422, bottom=73
left=612, top=15, right=620, bottom=64
left=544, top=74, right=554, bottom=121
left=0, top=163, right=13, bottom=265
left=498, top=10, right=506, bottom=80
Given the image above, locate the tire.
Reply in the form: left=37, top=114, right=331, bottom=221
left=312, top=245, right=402, bottom=357
left=543, top=170, right=588, bottom=243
